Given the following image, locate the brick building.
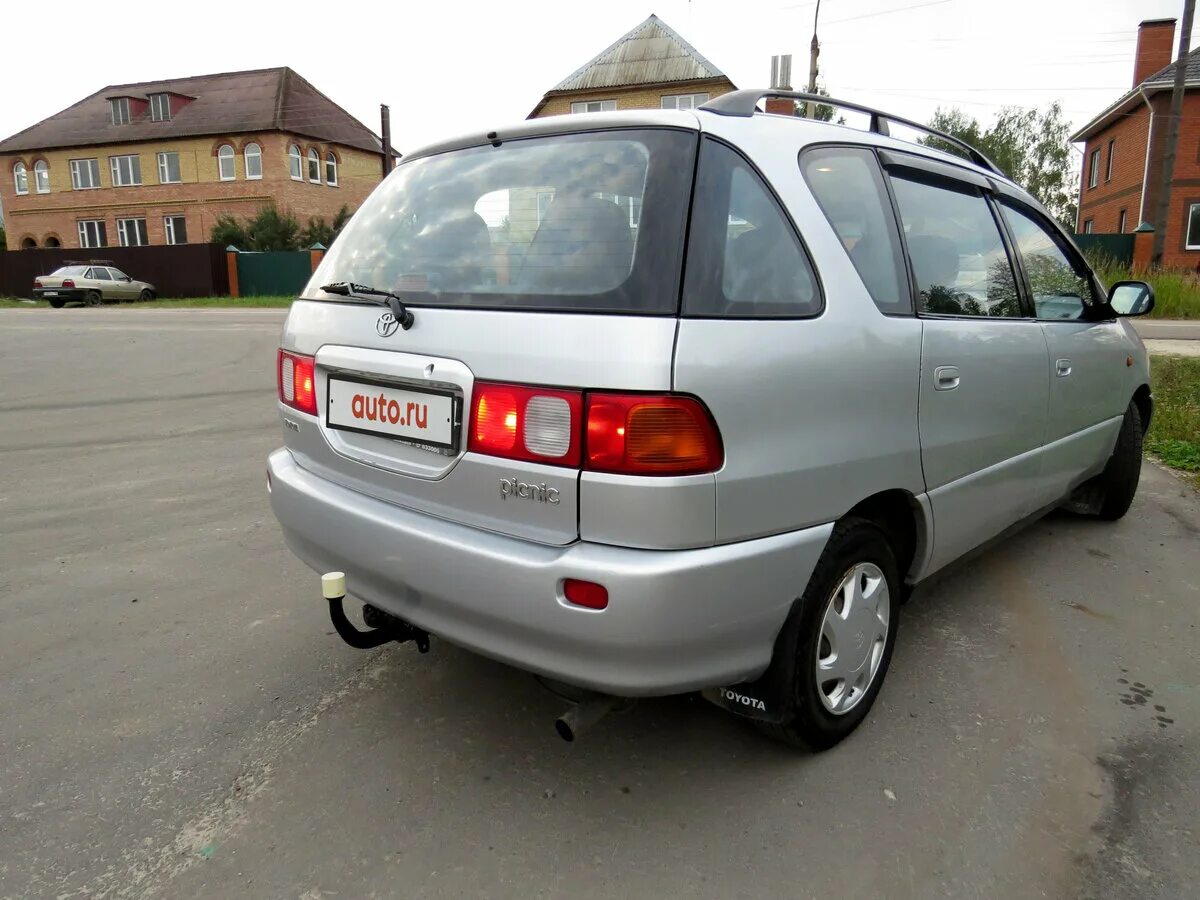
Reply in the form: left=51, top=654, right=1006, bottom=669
left=1072, top=18, right=1200, bottom=267
left=0, top=67, right=388, bottom=251
left=527, top=14, right=736, bottom=119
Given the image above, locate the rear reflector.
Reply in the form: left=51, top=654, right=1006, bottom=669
left=563, top=579, right=608, bottom=610
left=586, top=394, right=722, bottom=476
left=278, top=349, right=317, bottom=415
left=469, top=382, right=582, bottom=466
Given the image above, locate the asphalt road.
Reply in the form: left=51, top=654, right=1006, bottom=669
left=1, top=308, right=1197, bottom=900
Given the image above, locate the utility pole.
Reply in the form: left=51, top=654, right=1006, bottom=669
left=804, top=0, right=822, bottom=118
left=380, top=104, right=393, bottom=181
left=1152, top=0, right=1195, bottom=266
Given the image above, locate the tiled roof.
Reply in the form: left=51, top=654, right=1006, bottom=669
left=550, top=14, right=727, bottom=92
left=0, top=67, right=381, bottom=154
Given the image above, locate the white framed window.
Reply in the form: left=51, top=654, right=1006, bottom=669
left=536, top=190, right=554, bottom=225
left=1088, top=149, right=1100, bottom=189
left=110, top=97, right=131, bottom=125
left=1186, top=203, right=1200, bottom=250
left=325, top=151, right=338, bottom=186
left=34, top=160, right=50, bottom=193
left=117, top=217, right=149, bottom=247
left=77, top=219, right=107, bottom=248
left=660, top=93, right=709, bottom=111
left=288, top=143, right=302, bottom=180
left=164, top=215, right=188, bottom=245
left=1083, top=219, right=1094, bottom=234
left=13, top=162, right=28, bottom=195
left=1117, top=209, right=1127, bottom=234
left=109, top=154, right=142, bottom=186
left=244, top=142, right=262, bottom=180
left=217, top=144, right=235, bottom=181
left=70, top=158, right=101, bottom=189
left=150, top=93, right=171, bottom=122
left=570, top=99, right=616, bottom=114
left=157, top=151, right=181, bottom=184
left=1105, top=140, right=1114, bottom=182
left=307, top=148, right=320, bottom=183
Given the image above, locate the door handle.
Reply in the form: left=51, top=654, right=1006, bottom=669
left=933, top=365, right=960, bottom=391
left=1056, top=358, right=1072, bottom=377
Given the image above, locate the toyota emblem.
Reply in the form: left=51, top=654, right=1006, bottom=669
left=376, top=312, right=399, bottom=337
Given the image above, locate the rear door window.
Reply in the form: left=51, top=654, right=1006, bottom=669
left=683, top=138, right=821, bottom=318
left=90, top=268, right=113, bottom=281
left=307, top=129, right=696, bottom=314
left=801, top=146, right=909, bottom=314
left=889, top=175, right=1023, bottom=318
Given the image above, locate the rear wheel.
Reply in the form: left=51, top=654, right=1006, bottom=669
left=139, top=289, right=154, bottom=301
left=85, top=290, right=103, bottom=307
left=757, top=518, right=899, bottom=750
left=48, top=299, right=65, bottom=309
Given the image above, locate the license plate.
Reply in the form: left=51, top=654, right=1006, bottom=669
left=44, top=291, right=58, bottom=297
left=326, top=375, right=458, bottom=450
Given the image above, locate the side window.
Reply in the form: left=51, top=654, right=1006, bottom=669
left=801, top=147, right=908, bottom=313
left=890, top=175, right=1022, bottom=318
left=683, top=139, right=820, bottom=318
left=999, top=202, right=1095, bottom=320
left=91, top=267, right=113, bottom=281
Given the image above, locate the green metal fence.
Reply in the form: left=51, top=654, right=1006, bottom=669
left=1074, top=233, right=1135, bottom=266
left=235, top=250, right=313, bottom=297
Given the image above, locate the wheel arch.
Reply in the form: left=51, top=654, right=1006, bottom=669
left=843, top=489, right=928, bottom=585
left=1132, top=383, right=1152, bottom=434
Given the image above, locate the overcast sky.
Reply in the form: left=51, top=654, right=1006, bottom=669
left=0, top=0, right=1191, bottom=158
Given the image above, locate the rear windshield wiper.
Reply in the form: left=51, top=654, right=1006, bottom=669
left=319, top=282, right=415, bottom=330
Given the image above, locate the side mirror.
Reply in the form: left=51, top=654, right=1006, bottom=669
left=123, top=276, right=132, bottom=282
left=1108, top=281, right=1154, bottom=317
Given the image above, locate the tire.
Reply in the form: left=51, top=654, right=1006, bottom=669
left=756, top=517, right=900, bottom=751
left=139, top=289, right=155, bottom=301
left=1095, top=401, right=1143, bottom=521
left=48, top=299, right=65, bottom=309
left=85, top=290, right=103, bottom=307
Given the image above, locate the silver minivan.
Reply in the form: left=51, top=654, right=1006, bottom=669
left=267, top=91, right=1155, bottom=749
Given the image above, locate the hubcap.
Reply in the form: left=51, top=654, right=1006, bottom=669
left=816, top=562, right=890, bottom=715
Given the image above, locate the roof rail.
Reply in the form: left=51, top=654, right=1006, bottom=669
left=699, top=89, right=1004, bottom=176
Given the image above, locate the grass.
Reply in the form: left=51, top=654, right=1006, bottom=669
left=0, top=295, right=293, bottom=309
left=1089, top=256, right=1200, bottom=319
left=1147, top=356, right=1200, bottom=486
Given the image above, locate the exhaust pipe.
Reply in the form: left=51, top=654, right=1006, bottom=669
left=321, top=572, right=430, bottom=652
left=555, top=693, right=621, bottom=742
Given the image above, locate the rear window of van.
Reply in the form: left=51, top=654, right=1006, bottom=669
left=306, top=129, right=697, bottom=314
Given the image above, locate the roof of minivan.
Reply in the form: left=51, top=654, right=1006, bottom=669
left=401, top=105, right=1031, bottom=202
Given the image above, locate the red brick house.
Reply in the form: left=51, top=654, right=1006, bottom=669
left=1071, top=18, right=1200, bottom=267
left=0, top=67, right=388, bottom=251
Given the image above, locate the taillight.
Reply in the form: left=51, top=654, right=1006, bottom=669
left=278, top=349, right=317, bottom=415
left=563, top=579, right=609, bottom=610
left=586, top=394, right=722, bottom=475
left=34, top=279, right=42, bottom=288
left=62, top=279, right=75, bottom=288
left=469, top=382, right=582, bottom=466
left=467, top=381, right=722, bottom=476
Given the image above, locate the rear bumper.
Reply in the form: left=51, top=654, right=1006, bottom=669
left=33, top=289, right=86, bottom=300
left=267, top=448, right=832, bottom=696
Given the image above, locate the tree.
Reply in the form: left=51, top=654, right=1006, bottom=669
left=299, top=204, right=354, bottom=248
left=927, top=103, right=1078, bottom=229
left=796, top=80, right=842, bottom=123
left=0, top=223, right=6, bottom=251
left=210, top=203, right=302, bottom=250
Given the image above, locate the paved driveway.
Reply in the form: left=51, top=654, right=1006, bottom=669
left=1, top=308, right=1197, bottom=899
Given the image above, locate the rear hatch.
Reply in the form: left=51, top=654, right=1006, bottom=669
left=279, top=126, right=699, bottom=545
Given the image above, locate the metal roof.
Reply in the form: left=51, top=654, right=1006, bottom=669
left=549, top=14, right=727, bottom=92
left=1071, top=44, right=1200, bottom=143
left=0, top=67, right=382, bottom=155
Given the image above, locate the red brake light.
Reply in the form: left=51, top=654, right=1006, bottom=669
left=62, top=279, right=75, bottom=288
left=468, top=382, right=582, bottom=466
left=34, top=279, right=42, bottom=288
left=586, top=394, right=722, bottom=475
left=278, top=349, right=317, bottom=415
left=563, top=579, right=608, bottom=610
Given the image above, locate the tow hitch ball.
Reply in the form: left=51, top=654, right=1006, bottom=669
left=321, top=572, right=430, bottom=652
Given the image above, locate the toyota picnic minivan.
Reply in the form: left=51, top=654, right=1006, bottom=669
left=267, top=90, right=1155, bottom=749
